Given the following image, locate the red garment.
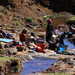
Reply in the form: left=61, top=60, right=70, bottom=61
left=20, top=33, right=27, bottom=42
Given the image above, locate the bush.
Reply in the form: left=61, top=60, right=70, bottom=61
left=66, top=16, right=75, bottom=25
left=7, top=5, right=11, bottom=10
left=26, top=17, right=33, bottom=22
left=16, top=22, right=20, bottom=26
left=42, top=16, right=49, bottom=20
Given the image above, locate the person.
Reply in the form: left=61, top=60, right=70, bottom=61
left=53, top=27, right=60, bottom=36
left=25, top=32, right=37, bottom=49
left=69, top=25, right=75, bottom=34
left=59, top=32, right=66, bottom=44
left=0, top=30, right=13, bottom=39
left=20, top=29, right=28, bottom=46
left=46, top=19, right=54, bottom=49
left=26, top=32, right=47, bottom=53
left=0, top=30, right=6, bottom=38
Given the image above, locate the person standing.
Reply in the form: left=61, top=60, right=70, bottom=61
left=46, top=19, right=54, bottom=49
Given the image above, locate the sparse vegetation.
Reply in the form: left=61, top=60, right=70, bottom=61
left=67, top=16, right=75, bottom=21
left=3, top=10, right=8, bottom=14
left=16, top=22, right=20, bottom=26
left=50, top=14, right=67, bottom=18
left=66, top=16, right=75, bottom=25
left=42, top=16, right=49, bottom=20
left=7, top=5, right=11, bottom=10
left=43, top=73, right=72, bottom=75
left=0, top=56, right=20, bottom=64
left=26, top=17, right=33, bottom=22
left=40, top=23, right=46, bottom=27
left=0, top=50, right=6, bottom=54
left=42, top=14, right=67, bottom=21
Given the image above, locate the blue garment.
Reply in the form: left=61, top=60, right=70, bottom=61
left=67, top=31, right=72, bottom=34
left=0, top=38, right=13, bottom=43
left=4, top=32, right=12, bottom=38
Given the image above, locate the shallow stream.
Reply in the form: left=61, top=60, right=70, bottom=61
left=20, top=56, right=58, bottom=75
left=8, top=57, right=58, bottom=75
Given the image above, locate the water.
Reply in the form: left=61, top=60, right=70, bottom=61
left=20, top=56, right=58, bottom=75
left=51, top=17, right=67, bottom=27
left=64, top=38, right=75, bottom=49
left=8, top=57, right=58, bottom=75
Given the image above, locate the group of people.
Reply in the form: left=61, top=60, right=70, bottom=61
left=46, top=19, right=75, bottom=52
left=0, top=28, right=46, bottom=52
left=19, top=29, right=37, bottom=49
left=0, top=19, right=74, bottom=52
left=19, top=19, right=61, bottom=52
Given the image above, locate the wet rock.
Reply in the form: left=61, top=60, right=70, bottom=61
left=16, top=54, right=34, bottom=61
left=7, top=47, right=17, bottom=55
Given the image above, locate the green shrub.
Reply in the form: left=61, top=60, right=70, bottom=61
left=0, top=50, right=6, bottom=54
left=66, top=16, right=75, bottom=25
left=40, top=23, right=46, bottom=27
left=40, top=24, right=43, bottom=27
left=16, top=22, right=20, bottom=26
left=7, top=5, right=11, bottom=10
left=42, top=14, right=66, bottom=21
left=3, top=10, right=8, bottom=14
left=42, top=16, right=49, bottom=20
left=26, top=17, right=33, bottom=22
left=50, top=14, right=66, bottom=17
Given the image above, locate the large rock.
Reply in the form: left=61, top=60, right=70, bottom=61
left=7, top=47, right=17, bottom=55
left=0, top=56, right=22, bottom=75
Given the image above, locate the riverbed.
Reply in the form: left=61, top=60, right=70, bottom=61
left=8, top=56, right=58, bottom=75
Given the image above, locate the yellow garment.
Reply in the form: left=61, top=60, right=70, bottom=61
left=0, top=42, right=6, bottom=44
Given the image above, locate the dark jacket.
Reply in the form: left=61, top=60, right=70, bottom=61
left=46, top=23, right=53, bottom=38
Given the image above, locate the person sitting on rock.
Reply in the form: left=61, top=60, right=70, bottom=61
left=20, top=29, right=28, bottom=46
left=25, top=32, right=37, bottom=49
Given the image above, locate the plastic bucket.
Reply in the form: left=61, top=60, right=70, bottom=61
left=58, top=47, right=65, bottom=52
left=58, top=44, right=68, bottom=50
left=36, top=44, right=46, bottom=53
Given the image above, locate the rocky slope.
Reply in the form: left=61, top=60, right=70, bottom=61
left=0, top=0, right=74, bottom=32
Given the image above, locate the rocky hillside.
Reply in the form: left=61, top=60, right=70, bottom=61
left=0, top=0, right=74, bottom=32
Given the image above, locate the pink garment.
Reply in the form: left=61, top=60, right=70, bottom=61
left=53, top=29, right=59, bottom=35
left=25, top=35, right=36, bottom=47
